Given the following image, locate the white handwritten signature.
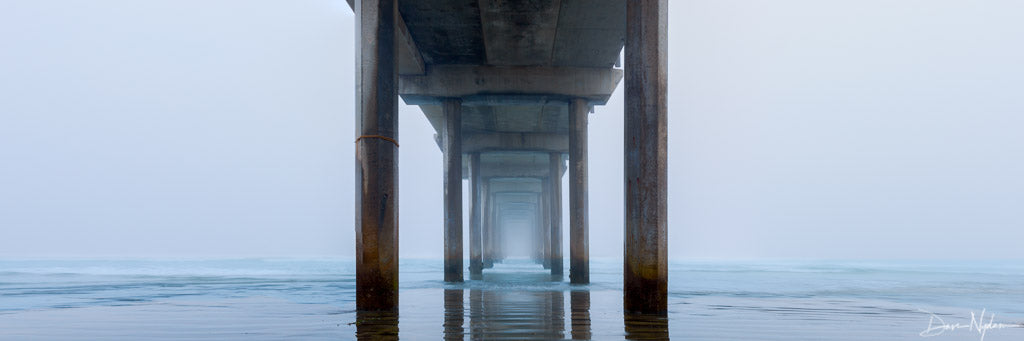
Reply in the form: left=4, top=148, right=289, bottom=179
left=919, top=309, right=1022, bottom=341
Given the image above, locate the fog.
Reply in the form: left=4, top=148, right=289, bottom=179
left=1, top=0, right=1022, bottom=259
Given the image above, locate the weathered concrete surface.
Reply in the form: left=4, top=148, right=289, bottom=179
left=548, top=153, right=563, bottom=276
left=550, top=0, right=626, bottom=68
left=568, top=98, right=589, bottom=284
left=469, top=153, right=483, bottom=276
left=396, top=0, right=486, bottom=65
left=443, top=98, right=463, bottom=282
left=393, top=0, right=624, bottom=68
left=623, top=0, right=668, bottom=315
left=478, top=0, right=560, bottom=66
left=400, top=65, right=622, bottom=105
left=355, top=0, right=399, bottom=311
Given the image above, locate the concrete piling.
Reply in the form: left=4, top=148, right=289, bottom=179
left=443, top=98, right=463, bottom=282
left=624, top=0, right=669, bottom=314
left=469, top=153, right=483, bottom=276
left=548, top=153, right=563, bottom=276
left=355, top=0, right=399, bottom=312
left=541, top=179, right=551, bottom=270
left=483, top=191, right=495, bottom=269
left=569, top=98, right=590, bottom=284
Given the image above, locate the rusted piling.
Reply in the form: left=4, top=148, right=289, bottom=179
left=624, top=0, right=669, bottom=314
left=443, top=98, right=463, bottom=282
left=355, top=0, right=399, bottom=311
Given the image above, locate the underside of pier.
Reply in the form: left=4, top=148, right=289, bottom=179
left=352, top=0, right=668, bottom=315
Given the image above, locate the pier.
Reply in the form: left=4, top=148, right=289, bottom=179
left=351, top=0, right=668, bottom=314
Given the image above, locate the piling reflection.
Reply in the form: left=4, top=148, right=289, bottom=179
left=570, top=290, right=591, bottom=340
left=466, top=289, right=567, bottom=339
left=624, top=313, right=670, bottom=340
left=443, top=289, right=465, bottom=341
left=354, top=310, right=399, bottom=341
left=358, top=274, right=669, bottom=339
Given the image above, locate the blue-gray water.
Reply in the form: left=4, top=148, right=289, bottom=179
left=1, top=259, right=1023, bottom=340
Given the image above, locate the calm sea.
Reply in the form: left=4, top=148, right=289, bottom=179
left=1, top=258, right=1022, bottom=340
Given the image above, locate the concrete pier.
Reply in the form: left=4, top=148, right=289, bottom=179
left=624, top=0, right=669, bottom=314
left=568, top=98, right=590, bottom=284
left=354, top=0, right=399, bottom=312
left=442, top=98, right=463, bottom=282
left=349, top=0, right=668, bottom=314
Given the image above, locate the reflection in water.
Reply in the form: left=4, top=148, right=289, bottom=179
left=468, top=290, right=567, bottom=339
left=570, top=290, right=592, bottom=340
left=355, top=310, right=399, bottom=340
left=444, top=289, right=465, bottom=341
left=358, top=266, right=670, bottom=339
left=625, top=313, right=670, bottom=340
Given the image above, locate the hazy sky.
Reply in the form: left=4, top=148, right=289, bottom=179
left=1, top=0, right=1022, bottom=259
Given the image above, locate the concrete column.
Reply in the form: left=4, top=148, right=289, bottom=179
left=469, top=153, right=483, bottom=276
left=548, top=153, right=563, bottom=276
left=541, top=178, right=551, bottom=269
left=483, top=191, right=495, bottom=269
left=355, top=0, right=399, bottom=311
left=569, top=98, right=590, bottom=284
left=533, top=195, right=544, bottom=264
left=443, top=98, right=463, bottom=282
left=491, top=207, right=499, bottom=265
left=624, top=0, right=669, bottom=314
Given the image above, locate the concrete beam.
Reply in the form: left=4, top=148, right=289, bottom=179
left=355, top=0, right=399, bottom=312
left=347, top=0, right=425, bottom=75
left=399, top=65, right=623, bottom=105
left=488, top=181, right=543, bottom=194
left=479, top=160, right=566, bottom=179
left=463, top=132, right=568, bottom=153
left=479, top=164, right=549, bottom=179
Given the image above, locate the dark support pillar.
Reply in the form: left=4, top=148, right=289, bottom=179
left=541, top=178, right=551, bottom=269
left=443, top=98, right=463, bottom=282
left=569, top=98, right=590, bottom=284
left=469, top=154, right=483, bottom=276
left=624, top=0, right=669, bottom=314
left=549, top=153, right=563, bottom=276
left=355, top=0, right=399, bottom=311
left=483, top=191, right=495, bottom=269
left=534, top=195, right=544, bottom=264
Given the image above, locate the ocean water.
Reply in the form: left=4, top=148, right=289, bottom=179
left=1, top=258, right=1022, bottom=340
